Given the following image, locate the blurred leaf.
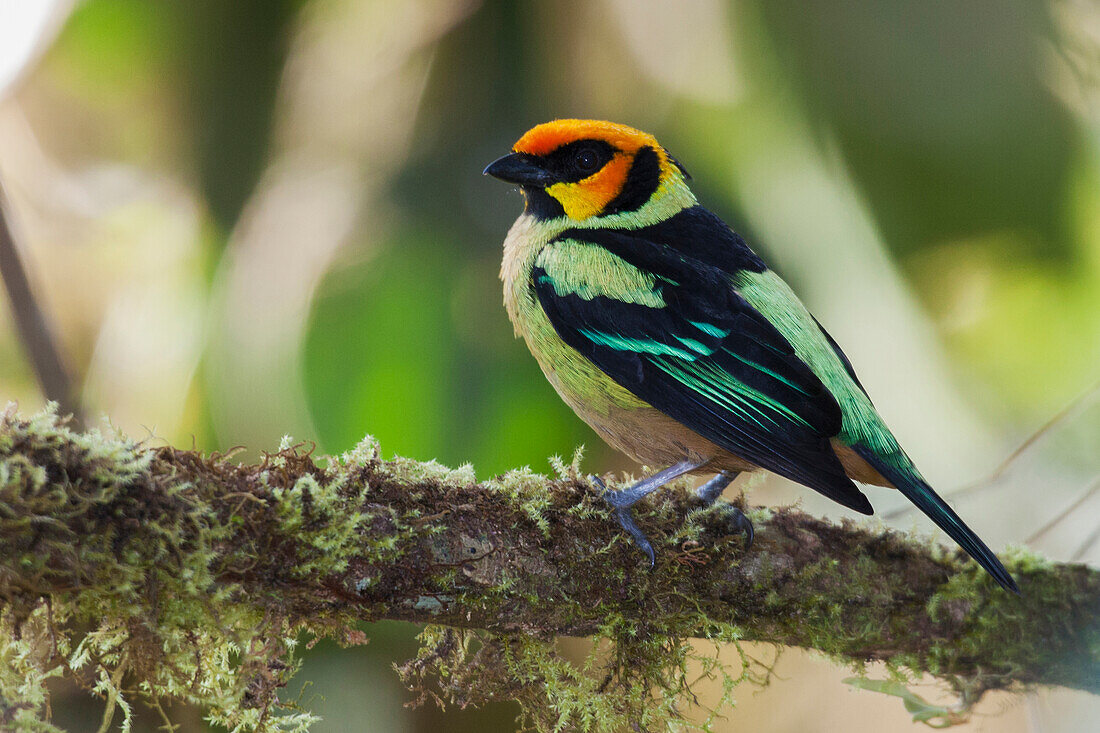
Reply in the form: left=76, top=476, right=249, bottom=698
left=303, top=231, right=603, bottom=476
left=752, top=0, right=1076, bottom=259
left=46, top=0, right=299, bottom=243
left=844, top=677, right=970, bottom=728
left=37, top=1, right=190, bottom=174
left=176, top=0, right=301, bottom=234
left=390, top=0, right=545, bottom=243
left=49, top=0, right=173, bottom=95
left=338, top=1, right=611, bottom=475
left=911, top=235, right=1100, bottom=418
left=457, top=341, right=603, bottom=477
left=303, top=231, right=457, bottom=461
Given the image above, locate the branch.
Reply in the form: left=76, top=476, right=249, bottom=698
left=1, top=406, right=1097, bottom=731
left=0, top=181, right=83, bottom=425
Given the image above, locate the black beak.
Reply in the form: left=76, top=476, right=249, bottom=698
left=483, top=152, right=555, bottom=188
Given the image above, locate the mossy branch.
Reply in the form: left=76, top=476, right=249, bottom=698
left=1, top=406, right=1098, bottom=731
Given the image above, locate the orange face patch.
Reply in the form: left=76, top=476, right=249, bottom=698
left=545, top=153, right=633, bottom=220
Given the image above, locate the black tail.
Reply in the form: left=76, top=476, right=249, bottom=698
left=854, top=447, right=1019, bottom=593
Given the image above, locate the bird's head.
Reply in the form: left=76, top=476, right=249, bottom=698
left=484, top=119, right=691, bottom=222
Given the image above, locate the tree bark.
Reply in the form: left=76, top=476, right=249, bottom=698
left=1, top=406, right=1097, bottom=730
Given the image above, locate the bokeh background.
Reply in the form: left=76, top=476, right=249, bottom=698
left=1, top=0, right=1098, bottom=731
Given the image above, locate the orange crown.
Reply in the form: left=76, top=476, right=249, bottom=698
left=513, top=119, right=662, bottom=157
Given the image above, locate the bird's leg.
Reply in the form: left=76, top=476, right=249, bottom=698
left=695, top=471, right=754, bottom=549
left=695, top=470, right=737, bottom=504
left=591, top=460, right=704, bottom=566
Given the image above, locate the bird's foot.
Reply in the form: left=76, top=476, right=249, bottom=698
left=708, top=502, right=754, bottom=550
left=691, top=472, right=753, bottom=550
left=589, top=474, right=656, bottom=566
left=589, top=461, right=702, bottom=566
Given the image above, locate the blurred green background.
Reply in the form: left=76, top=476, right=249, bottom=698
left=1, top=0, right=1098, bottom=731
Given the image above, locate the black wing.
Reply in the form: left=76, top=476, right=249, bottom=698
left=533, top=229, right=872, bottom=513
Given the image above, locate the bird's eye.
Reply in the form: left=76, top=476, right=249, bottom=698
left=574, top=148, right=600, bottom=174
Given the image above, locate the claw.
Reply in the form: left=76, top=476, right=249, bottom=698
left=715, top=503, right=754, bottom=550
left=592, top=475, right=655, bottom=564
left=595, top=460, right=703, bottom=566
left=614, top=507, right=656, bottom=567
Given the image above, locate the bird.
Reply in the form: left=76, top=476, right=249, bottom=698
left=484, top=118, right=1018, bottom=592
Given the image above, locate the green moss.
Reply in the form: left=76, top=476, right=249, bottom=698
left=397, top=616, right=757, bottom=733
left=0, top=407, right=366, bottom=732
left=2, top=406, right=1095, bottom=732
left=384, top=463, right=773, bottom=732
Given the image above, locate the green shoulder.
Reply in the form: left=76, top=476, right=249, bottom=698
left=534, top=239, right=668, bottom=308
